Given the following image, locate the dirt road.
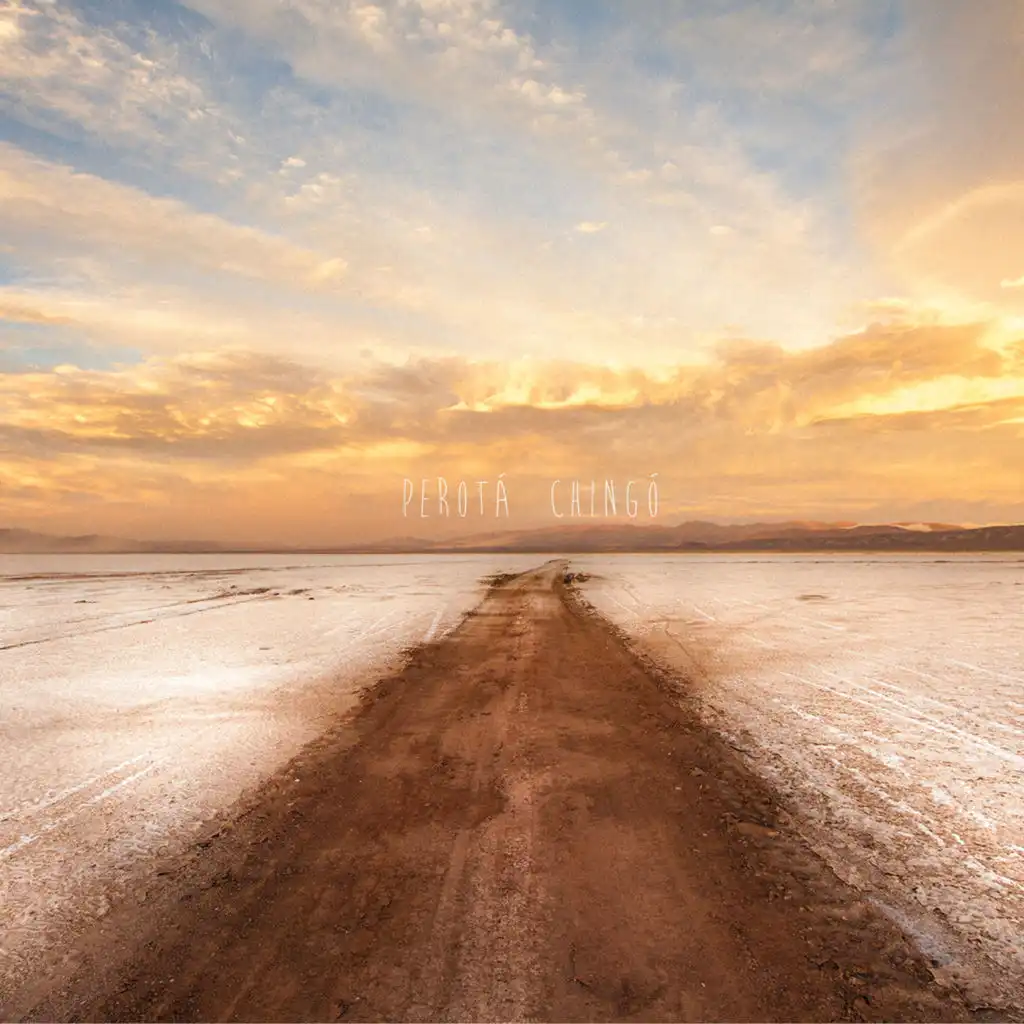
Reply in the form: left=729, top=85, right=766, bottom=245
left=6, top=562, right=975, bottom=1022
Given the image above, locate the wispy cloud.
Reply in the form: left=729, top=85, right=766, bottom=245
left=0, top=0, right=243, bottom=177
left=0, top=143, right=349, bottom=292
left=0, top=0, right=881, bottom=369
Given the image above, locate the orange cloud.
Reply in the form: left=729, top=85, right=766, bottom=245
left=2, top=313, right=1023, bottom=543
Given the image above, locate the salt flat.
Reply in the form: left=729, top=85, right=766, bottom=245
left=574, top=553, right=1024, bottom=1007
left=3, top=551, right=1021, bottom=1013
left=0, top=553, right=538, bottom=986
left=6, top=562, right=972, bottom=1024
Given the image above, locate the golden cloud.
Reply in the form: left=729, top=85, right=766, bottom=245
left=2, top=313, right=1023, bottom=542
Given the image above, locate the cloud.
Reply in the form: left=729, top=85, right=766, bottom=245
left=855, top=2, right=1024, bottom=312
left=2, top=0, right=1023, bottom=542
left=3, top=313, right=1023, bottom=541
left=0, top=299, right=73, bottom=326
left=0, top=1, right=242, bottom=177
left=0, top=350, right=351, bottom=460
left=0, top=143, right=350, bottom=293
left=179, top=0, right=852, bottom=291
left=0, top=2, right=881, bottom=369
left=637, top=1, right=879, bottom=98
left=181, top=0, right=584, bottom=130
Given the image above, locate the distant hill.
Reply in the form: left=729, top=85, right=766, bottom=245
left=353, top=521, right=1024, bottom=553
left=0, top=529, right=234, bottom=554
left=408, top=520, right=970, bottom=552
left=3, top=521, right=1023, bottom=555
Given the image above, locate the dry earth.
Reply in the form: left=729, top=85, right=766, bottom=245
left=2, top=562, right=986, bottom=1022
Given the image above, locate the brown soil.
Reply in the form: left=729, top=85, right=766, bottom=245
left=6, top=562, right=977, bottom=1022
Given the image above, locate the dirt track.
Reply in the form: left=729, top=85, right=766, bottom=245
left=7, top=562, right=976, bottom=1022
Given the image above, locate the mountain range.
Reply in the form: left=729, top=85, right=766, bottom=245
left=4, top=521, right=1024, bottom=554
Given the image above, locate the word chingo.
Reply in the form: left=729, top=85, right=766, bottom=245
left=550, top=476, right=659, bottom=519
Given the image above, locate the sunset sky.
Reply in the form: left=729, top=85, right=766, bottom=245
left=1, top=0, right=1023, bottom=544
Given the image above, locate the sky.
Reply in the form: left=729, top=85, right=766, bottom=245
left=1, top=0, right=1023, bottom=544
